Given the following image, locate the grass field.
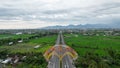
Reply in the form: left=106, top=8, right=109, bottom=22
left=64, top=34, right=120, bottom=56
left=0, top=35, right=57, bottom=54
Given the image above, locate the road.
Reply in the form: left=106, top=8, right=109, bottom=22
left=47, top=31, right=76, bottom=68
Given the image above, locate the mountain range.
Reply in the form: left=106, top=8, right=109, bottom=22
left=42, top=23, right=120, bottom=29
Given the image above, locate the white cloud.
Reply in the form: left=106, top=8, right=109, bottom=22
left=0, top=0, right=120, bottom=29
left=96, top=14, right=120, bottom=18
left=0, top=20, right=70, bottom=29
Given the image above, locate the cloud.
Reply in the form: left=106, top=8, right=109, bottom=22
left=0, top=0, right=120, bottom=29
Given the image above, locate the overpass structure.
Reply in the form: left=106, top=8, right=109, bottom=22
left=44, top=31, right=78, bottom=68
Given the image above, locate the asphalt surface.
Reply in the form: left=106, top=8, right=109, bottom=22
left=47, top=31, right=75, bottom=68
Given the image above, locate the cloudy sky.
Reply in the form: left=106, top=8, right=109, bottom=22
left=0, top=0, right=120, bottom=29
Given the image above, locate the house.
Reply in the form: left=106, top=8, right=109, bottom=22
left=9, top=42, right=13, bottom=45
left=18, top=40, right=23, bottom=43
left=34, top=45, right=41, bottom=49
left=15, top=32, right=22, bottom=35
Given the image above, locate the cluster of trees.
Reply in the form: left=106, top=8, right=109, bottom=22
left=0, top=49, right=47, bottom=68
left=107, top=48, right=120, bottom=66
left=75, top=52, right=109, bottom=68
left=0, top=38, right=17, bottom=45
left=75, top=48, right=120, bottom=68
left=0, top=49, right=9, bottom=59
left=17, top=52, right=47, bottom=68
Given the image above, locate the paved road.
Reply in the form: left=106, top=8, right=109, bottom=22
left=62, top=55, right=75, bottom=68
left=55, top=32, right=61, bottom=45
left=48, top=55, right=60, bottom=68
left=47, top=31, right=75, bottom=68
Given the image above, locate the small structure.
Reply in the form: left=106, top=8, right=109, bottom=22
left=1, top=57, right=12, bottom=67
left=15, top=32, right=22, bottom=35
left=1, top=58, right=12, bottom=64
left=9, top=42, right=13, bottom=45
left=34, top=45, right=40, bottom=49
left=18, top=40, right=23, bottom=43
